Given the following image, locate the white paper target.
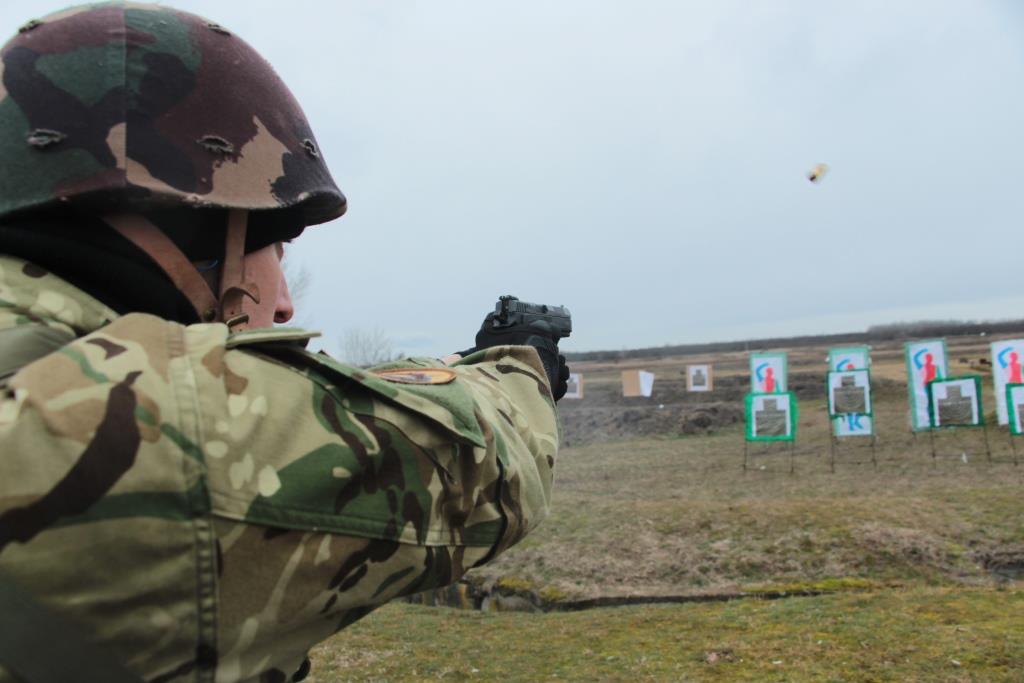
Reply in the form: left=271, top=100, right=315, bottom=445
left=991, top=340, right=1024, bottom=425
left=564, top=372, right=583, bottom=399
left=834, top=414, right=873, bottom=437
left=687, top=364, right=712, bottom=392
left=929, top=378, right=980, bottom=427
left=638, top=371, right=655, bottom=397
left=750, top=353, right=787, bottom=393
left=828, top=370, right=871, bottom=416
left=828, top=346, right=870, bottom=371
left=905, top=340, right=948, bottom=431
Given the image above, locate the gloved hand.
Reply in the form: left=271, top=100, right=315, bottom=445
left=460, top=312, right=570, bottom=401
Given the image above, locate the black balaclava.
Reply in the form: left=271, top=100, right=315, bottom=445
left=0, top=208, right=304, bottom=324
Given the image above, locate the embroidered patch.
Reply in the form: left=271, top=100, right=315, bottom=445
left=372, top=368, right=457, bottom=385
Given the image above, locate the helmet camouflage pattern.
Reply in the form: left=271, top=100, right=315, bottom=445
left=0, top=1, right=346, bottom=225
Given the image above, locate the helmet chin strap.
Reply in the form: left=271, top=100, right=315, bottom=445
left=217, top=209, right=260, bottom=330
left=103, top=210, right=260, bottom=331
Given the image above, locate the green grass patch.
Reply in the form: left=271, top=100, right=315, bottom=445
left=308, top=585, right=1024, bottom=682
left=743, top=576, right=884, bottom=595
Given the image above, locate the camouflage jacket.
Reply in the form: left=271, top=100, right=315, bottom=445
left=0, top=254, right=559, bottom=683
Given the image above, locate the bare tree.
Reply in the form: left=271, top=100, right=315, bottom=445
left=339, top=327, right=400, bottom=367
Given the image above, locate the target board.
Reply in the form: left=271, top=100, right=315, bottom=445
left=927, top=376, right=983, bottom=428
left=828, top=346, right=870, bottom=372
left=1006, top=383, right=1024, bottom=435
left=745, top=392, right=798, bottom=442
left=686, top=364, right=713, bottom=392
left=622, top=370, right=655, bottom=398
left=990, top=339, right=1024, bottom=425
left=827, top=346, right=873, bottom=437
left=750, top=352, right=787, bottom=393
left=905, top=339, right=949, bottom=431
left=564, top=372, right=583, bottom=399
left=828, top=369, right=872, bottom=417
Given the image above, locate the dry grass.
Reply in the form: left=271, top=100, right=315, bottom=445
left=482, top=390, right=1024, bottom=598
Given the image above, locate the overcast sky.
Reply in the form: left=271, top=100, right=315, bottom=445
left=4, top=1, right=1023, bottom=355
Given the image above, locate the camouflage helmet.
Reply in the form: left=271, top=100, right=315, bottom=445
left=0, top=1, right=346, bottom=225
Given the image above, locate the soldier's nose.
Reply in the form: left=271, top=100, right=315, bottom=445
left=275, top=274, right=294, bottom=324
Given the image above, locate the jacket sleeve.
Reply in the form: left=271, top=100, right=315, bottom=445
left=0, top=315, right=560, bottom=681
left=203, top=329, right=560, bottom=560
left=374, top=345, right=561, bottom=558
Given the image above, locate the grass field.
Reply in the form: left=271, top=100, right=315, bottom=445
left=308, top=335, right=1023, bottom=681
left=483, top=395, right=1023, bottom=599
left=308, top=587, right=1023, bottom=682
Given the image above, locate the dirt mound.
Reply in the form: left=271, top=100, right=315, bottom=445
left=557, top=374, right=749, bottom=447
left=559, top=403, right=742, bottom=445
left=973, top=544, right=1024, bottom=580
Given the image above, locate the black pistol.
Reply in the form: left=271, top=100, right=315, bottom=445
left=489, top=295, right=572, bottom=343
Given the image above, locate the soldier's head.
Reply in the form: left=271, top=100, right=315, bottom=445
left=0, top=2, right=346, bottom=328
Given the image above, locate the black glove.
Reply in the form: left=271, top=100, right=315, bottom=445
left=553, top=352, right=570, bottom=401
left=461, top=313, right=570, bottom=401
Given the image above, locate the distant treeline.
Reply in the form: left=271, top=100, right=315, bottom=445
left=565, top=319, right=1024, bottom=362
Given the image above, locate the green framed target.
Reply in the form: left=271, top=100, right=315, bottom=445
left=927, top=375, right=984, bottom=429
left=827, top=369, right=872, bottom=418
left=1006, top=383, right=1024, bottom=435
left=745, top=392, right=798, bottom=442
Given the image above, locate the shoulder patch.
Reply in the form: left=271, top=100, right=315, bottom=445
left=372, top=368, right=457, bottom=385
